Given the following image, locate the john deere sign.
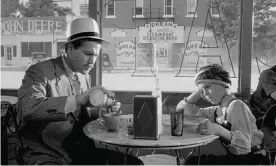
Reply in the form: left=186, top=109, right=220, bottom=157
left=1, top=16, right=66, bottom=35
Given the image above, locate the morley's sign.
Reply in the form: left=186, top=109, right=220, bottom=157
left=116, top=41, right=136, bottom=66
left=139, top=22, right=184, bottom=43
left=1, top=17, right=66, bottom=35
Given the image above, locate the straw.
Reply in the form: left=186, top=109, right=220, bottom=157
left=109, top=107, right=112, bottom=116
left=156, top=66, right=159, bottom=77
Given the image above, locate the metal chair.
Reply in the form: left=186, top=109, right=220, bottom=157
left=240, top=88, right=255, bottom=107
left=261, top=104, right=276, bottom=165
left=1, top=101, right=24, bottom=165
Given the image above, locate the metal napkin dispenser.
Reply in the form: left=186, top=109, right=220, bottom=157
left=133, top=95, right=162, bottom=140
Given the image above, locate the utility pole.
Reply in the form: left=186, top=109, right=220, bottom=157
left=88, top=0, right=102, bottom=86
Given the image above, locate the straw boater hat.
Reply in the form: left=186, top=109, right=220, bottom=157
left=194, top=64, right=231, bottom=88
left=59, top=17, right=109, bottom=48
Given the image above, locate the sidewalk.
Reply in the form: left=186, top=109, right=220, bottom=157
left=1, top=65, right=197, bottom=74
left=1, top=65, right=261, bottom=74
left=1, top=66, right=29, bottom=71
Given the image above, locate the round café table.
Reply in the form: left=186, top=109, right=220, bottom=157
left=83, top=114, right=219, bottom=165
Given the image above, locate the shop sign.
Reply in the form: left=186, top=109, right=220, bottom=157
left=0, top=16, right=66, bottom=35
left=139, top=22, right=184, bottom=43
left=116, top=41, right=136, bottom=66
left=184, top=41, right=208, bottom=64
left=184, top=41, right=208, bottom=55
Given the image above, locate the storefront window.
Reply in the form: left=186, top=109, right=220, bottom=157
left=21, top=42, right=52, bottom=58
left=251, top=1, right=276, bottom=90
left=0, top=0, right=254, bottom=94
left=102, top=0, right=241, bottom=93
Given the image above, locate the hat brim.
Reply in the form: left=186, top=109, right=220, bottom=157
left=58, top=36, right=110, bottom=49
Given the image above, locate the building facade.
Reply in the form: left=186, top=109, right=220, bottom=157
left=100, top=0, right=235, bottom=70
left=1, top=0, right=236, bottom=71
left=1, top=16, right=72, bottom=66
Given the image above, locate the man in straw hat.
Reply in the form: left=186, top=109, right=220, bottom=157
left=16, top=17, right=143, bottom=165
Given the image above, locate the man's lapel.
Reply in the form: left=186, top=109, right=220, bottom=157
left=52, top=55, right=72, bottom=96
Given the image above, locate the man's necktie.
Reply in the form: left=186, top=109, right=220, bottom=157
left=72, top=73, right=82, bottom=120
left=72, top=73, right=81, bottom=95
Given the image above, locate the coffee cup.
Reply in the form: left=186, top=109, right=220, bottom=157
left=99, top=114, right=122, bottom=131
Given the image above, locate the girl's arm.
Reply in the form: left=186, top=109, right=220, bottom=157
left=226, top=100, right=258, bottom=155
left=175, top=91, right=218, bottom=122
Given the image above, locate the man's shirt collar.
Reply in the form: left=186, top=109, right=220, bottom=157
left=61, top=54, right=79, bottom=80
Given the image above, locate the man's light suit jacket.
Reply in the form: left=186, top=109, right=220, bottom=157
left=17, top=55, right=94, bottom=163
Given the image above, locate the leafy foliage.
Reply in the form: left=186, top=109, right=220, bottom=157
left=208, top=0, right=276, bottom=62
left=1, top=0, right=74, bottom=17
left=207, top=0, right=241, bottom=49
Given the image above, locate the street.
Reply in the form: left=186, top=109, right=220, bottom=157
left=1, top=68, right=260, bottom=92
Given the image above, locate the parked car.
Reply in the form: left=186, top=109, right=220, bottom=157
left=29, top=52, right=49, bottom=65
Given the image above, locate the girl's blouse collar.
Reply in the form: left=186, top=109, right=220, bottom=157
left=219, top=95, right=236, bottom=108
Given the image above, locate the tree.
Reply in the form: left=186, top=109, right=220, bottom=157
left=1, top=0, right=22, bottom=17
left=253, top=0, right=276, bottom=64
left=208, top=0, right=276, bottom=65
left=1, top=0, right=74, bottom=17
left=208, top=0, right=241, bottom=50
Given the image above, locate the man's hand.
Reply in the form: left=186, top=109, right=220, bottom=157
left=197, top=119, right=219, bottom=135
left=111, top=101, right=121, bottom=114
left=99, top=101, right=122, bottom=117
left=76, top=85, right=115, bottom=107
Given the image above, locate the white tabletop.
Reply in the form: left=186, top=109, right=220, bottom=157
left=83, top=114, right=218, bottom=150
left=1, top=96, right=18, bottom=104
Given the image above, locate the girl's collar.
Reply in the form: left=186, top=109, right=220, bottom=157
left=218, top=94, right=235, bottom=107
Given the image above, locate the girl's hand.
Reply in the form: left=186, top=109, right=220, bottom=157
left=175, top=100, right=186, bottom=113
left=197, top=119, right=219, bottom=135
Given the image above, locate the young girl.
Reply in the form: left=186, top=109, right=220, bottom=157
left=175, top=64, right=268, bottom=165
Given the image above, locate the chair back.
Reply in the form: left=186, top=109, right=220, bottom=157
left=240, top=88, right=255, bottom=108
left=261, top=104, right=276, bottom=129
left=1, top=101, right=24, bottom=165
left=260, top=104, right=276, bottom=165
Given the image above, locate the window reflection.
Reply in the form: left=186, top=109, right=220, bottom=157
left=102, top=0, right=240, bottom=92
left=2, top=0, right=268, bottom=94
left=252, top=0, right=276, bottom=90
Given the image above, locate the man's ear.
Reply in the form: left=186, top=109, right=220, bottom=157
left=66, top=43, right=73, bottom=54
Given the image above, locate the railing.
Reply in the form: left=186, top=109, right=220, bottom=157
left=255, top=57, right=273, bottom=74
left=132, top=8, right=176, bottom=21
